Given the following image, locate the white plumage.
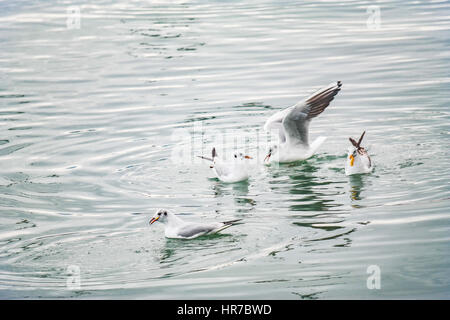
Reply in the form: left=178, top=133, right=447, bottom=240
left=345, top=131, right=373, bottom=175
left=199, top=148, right=251, bottom=183
left=263, top=81, right=342, bottom=164
left=149, top=209, right=242, bottom=239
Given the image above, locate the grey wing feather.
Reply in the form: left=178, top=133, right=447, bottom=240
left=303, top=81, right=342, bottom=120
left=282, top=81, right=342, bottom=146
left=282, top=107, right=310, bottom=145
left=177, top=224, right=215, bottom=238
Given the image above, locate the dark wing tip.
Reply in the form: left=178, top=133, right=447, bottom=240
left=349, top=137, right=358, bottom=147
left=357, top=131, right=366, bottom=147
left=212, top=147, right=217, bottom=158
left=197, top=155, right=213, bottom=162
left=304, top=82, right=342, bottom=120
left=222, top=218, right=243, bottom=225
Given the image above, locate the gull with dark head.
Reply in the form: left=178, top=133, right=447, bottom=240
left=264, top=81, right=342, bottom=164
left=149, top=209, right=242, bottom=239
left=345, top=131, right=373, bottom=175
left=198, top=147, right=252, bottom=183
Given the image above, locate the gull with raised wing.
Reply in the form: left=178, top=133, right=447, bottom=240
left=149, top=209, right=242, bottom=239
left=345, top=131, right=373, bottom=175
left=198, top=147, right=252, bottom=183
left=264, top=81, right=342, bottom=164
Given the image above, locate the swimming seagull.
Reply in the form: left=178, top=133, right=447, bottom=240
left=198, top=147, right=252, bottom=183
left=149, top=209, right=242, bottom=239
left=263, top=81, right=342, bottom=164
left=345, top=131, right=373, bottom=175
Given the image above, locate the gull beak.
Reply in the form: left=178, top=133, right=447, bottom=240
left=149, top=216, right=159, bottom=225
left=264, top=153, right=271, bottom=162
left=349, top=154, right=355, bottom=167
left=244, top=155, right=252, bottom=159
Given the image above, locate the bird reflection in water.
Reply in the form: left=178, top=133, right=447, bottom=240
left=212, top=179, right=256, bottom=207
left=348, top=174, right=365, bottom=202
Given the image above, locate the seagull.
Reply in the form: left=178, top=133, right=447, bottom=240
left=263, top=81, right=342, bottom=164
left=149, top=209, right=242, bottom=239
left=345, top=131, right=373, bottom=175
left=198, top=147, right=252, bottom=183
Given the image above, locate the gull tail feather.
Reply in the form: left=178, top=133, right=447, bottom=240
left=211, top=219, right=243, bottom=234
left=221, top=219, right=243, bottom=225
left=197, top=155, right=213, bottom=162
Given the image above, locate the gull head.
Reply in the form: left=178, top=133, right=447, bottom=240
left=234, top=152, right=252, bottom=161
left=149, top=209, right=169, bottom=225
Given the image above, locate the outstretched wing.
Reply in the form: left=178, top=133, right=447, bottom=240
left=263, top=107, right=293, bottom=143
left=282, top=81, right=342, bottom=146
